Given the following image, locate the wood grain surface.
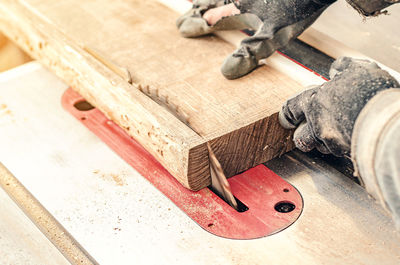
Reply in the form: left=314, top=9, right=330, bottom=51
left=0, top=33, right=30, bottom=72
left=0, top=0, right=302, bottom=190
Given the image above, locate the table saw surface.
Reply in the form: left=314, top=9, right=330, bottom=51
left=0, top=62, right=399, bottom=264
left=1, top=0, right=400, bottom=263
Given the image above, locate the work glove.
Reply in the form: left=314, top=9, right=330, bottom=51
left=177, top=0, right=336, bottom=79
left=176, top=1, right=259, bottom=40
left=279, top=57, right=400, bottom=157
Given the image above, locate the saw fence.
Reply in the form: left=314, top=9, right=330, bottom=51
left=0, top=0, right=305, bottom=190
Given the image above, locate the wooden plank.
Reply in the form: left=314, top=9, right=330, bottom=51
left=0, top=0, right=303, bottom=190
left=0, top=0, right=204, bottom=190
left=0, top=33, right=31, bottom=72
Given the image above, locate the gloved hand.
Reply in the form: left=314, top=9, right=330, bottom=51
left=176, top=1, right=260, bottom=46
left=177, top=0, right=336, bottom=79
left=279, top=57, right=400, bottom=157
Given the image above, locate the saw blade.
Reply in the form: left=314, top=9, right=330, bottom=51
left=207, top=143, right=238, bottom=210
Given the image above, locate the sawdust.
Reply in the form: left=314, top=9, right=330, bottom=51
left=0, top=104, right=12, bottom=116
left=95, top=170, right=127, bottom=186
left=111, top=174, right=125, bottom=186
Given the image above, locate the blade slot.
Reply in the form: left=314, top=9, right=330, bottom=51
left=208, top=185, right=249, bottom=213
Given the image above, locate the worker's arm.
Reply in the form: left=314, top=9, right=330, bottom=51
left=346, top=0, right=400, bottom=16
left=177, top=0, right=399, bottom=79
left=279, top=57, right=400, bottom=226
left=352, top=88, right=400, bottom=228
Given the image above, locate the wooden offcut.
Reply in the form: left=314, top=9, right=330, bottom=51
left=0, top=0, right=303, bottom=190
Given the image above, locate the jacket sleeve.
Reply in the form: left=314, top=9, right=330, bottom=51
left=345, top=0, right=399, bottom=16
left=352, top=88, right=400, bottom=227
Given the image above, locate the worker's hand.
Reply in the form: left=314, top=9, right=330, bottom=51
left=176, top=1, right=239, bottom=38
left=177, top=0, right=336, bottom=79
left=279, top=57, right=400, bottom=157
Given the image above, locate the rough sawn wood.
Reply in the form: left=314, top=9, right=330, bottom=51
left=0, top=0, right=302, bottom=190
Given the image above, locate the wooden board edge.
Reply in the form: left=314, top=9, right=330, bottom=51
left=0, top=0, right=204, bottom=189
left=0, top=0, right=303, bottom=191
left=187, top=113, right=294, bottom=191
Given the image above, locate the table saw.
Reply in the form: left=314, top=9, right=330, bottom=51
left=0, top=0, right=400, bottom=264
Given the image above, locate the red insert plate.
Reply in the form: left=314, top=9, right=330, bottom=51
left=62, top=88, right=303, bottom=239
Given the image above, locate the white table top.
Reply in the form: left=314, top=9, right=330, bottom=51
left=0, top=62, right=399, bottom=265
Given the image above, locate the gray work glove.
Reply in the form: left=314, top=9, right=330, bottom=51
left=176, top=1, right=260, bottom=39
left=177, top=0, right=336, bottom=79
left=279, top=57, right=400, bottom=157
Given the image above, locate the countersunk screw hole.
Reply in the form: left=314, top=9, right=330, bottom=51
left=74, top=100, right=95, bottom=111
left=283, top=188, right=289, bottom=192
left=275, top=201, right=295, bottom=213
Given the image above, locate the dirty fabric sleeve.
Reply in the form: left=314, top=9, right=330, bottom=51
left=345, top=0, right=399, bottom=16
left=232, top=0, right=336, bottom=32
left=234, top=0, right=399, bottom=17
left=352, top=89, right=400, bottom=227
